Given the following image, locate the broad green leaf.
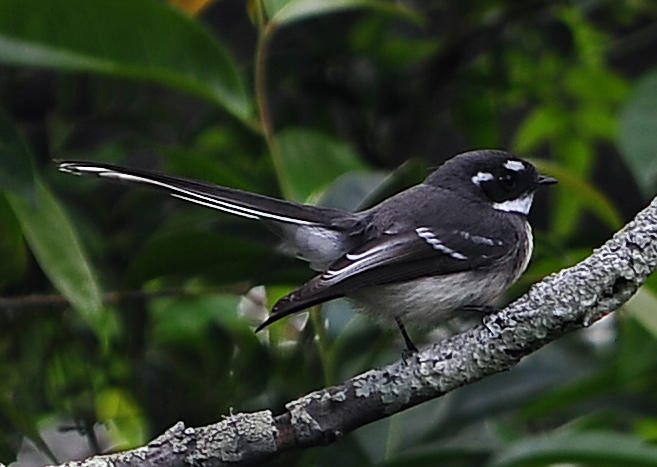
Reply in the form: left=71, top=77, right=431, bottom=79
left=0, top=0, right=253, bottom=124
left=619, top=69, right=657, bottom=197
left=490, top=431, right=657, bottom=467
left=0, top=112, right=104, bottom=333
left=277, top=128, right=367, bottom=202
left=0, top=195, right=27, bottom=288
left=0, top=109, right=36, bottom=199
left=7, top=181, right=104, bottom=332
left=268, top=0, right=423, bottom=28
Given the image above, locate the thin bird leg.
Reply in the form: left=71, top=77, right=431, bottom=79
left=395, top=317, right=418, bottom=353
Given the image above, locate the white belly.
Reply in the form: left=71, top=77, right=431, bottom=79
left=348, top=269, right=512, bottom=329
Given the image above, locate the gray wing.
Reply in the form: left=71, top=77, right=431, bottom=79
left=257, top=226, right=512, bottom=330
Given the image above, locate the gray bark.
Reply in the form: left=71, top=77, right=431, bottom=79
left=55, top=195, right=657, bottom=466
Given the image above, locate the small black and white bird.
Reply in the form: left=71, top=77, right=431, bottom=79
left=58, top=150, right=556, bottom=351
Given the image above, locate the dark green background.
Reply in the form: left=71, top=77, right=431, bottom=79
left=2, top=0, right=657, bottom=465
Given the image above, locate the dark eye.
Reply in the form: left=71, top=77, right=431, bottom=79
left=499, top=174, right=516, bottom=189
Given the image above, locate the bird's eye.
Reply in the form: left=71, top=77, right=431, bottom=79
left=499, top=173, right=518, bottom=189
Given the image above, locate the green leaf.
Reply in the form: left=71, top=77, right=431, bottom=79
left=0, top=109, right=36, bottom=199
left=617, top=314, right=657, bottom=386
left=0, top=112, right=104, bottom=333
left=269, top=0, right=423, bottom=28
left=530, top=159, right=623, bottom=231
left=357, top=159, right=427, bottom=209
left=277, top=128, right=367, bottom=202
left=550, top=137, right=595, bottom=238
left=0, top=395, right=57, bottom=462
left=7, top=181, right=104, bottom=332
left=618, top=69, right=657, bottom=197
left=150, top=294, right=245, bottom=342
left=96, top=388, right=147, bottom=449
left=490, top=431, right=657, bottom=467
left=564, top=65, right=629, bottom=104
left=0, top=195, right=27, bottom=288
left=0, top=0, right=253, bottom=124
left=513, top=106, right=565, bottom=153
left=126, top=228, right=303, bottom=286
left=624, top=286, right=657, bottom=338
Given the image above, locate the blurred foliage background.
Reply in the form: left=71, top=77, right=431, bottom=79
left=2, top=0, right=657, bottom=465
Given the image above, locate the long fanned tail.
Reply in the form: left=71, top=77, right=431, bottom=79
left=57, top=160, right=347, bottom=226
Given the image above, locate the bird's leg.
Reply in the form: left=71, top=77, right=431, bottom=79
left=395, top=317, right=418, bottom=355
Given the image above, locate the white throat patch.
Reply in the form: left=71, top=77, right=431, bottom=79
left=493, top=192, right=534, bottom=215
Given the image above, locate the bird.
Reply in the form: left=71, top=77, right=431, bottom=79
left=57, top=149, right=556, bottom=352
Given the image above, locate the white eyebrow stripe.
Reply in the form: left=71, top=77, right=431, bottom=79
left=471, top=171, right=494, bottom=185
left=66, top=166, right=317, bottom=226
left=504, top=160, right=525, bottom=171
left=492, top=192, right=534, bottom=215
left=416, top=227, right=467, bottom=260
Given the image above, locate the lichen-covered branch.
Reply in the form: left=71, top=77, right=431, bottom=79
left=56, top=196, right=657, bottom=467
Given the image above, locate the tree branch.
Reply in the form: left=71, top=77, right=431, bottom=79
left=56, top=195, right=657, bottom=467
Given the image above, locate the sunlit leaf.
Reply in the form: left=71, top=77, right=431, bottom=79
left=0, top=0, right=253, bottom=124
left=96, top=388, right=147, bottom=449
left=269, top=0, right=423, bottom=28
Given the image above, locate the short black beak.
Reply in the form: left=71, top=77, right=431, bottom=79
left=538, top=174, right=558, bottom=185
